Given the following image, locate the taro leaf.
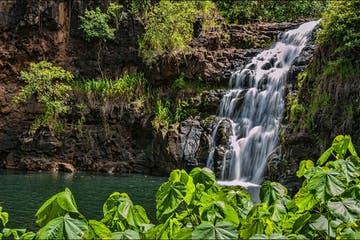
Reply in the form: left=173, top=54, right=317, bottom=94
left=200, top=200, right=239, bottom=226
left=102, top=192, right=149, bottom=231
left=156, top=169, right=195, bottom=222
left=37, top=213, right=88, bottom=240
left=220, top=186, right=253, bottom=219
left=249, top=233, right=287, bottom=239
left=332, top=135, right=357, bottom=159
left=305, top=169, right=345, bottom=202
left=343, top=184, right=360, bottom=199
left=339, top=228, right=360, bottom=239
left=328, top=198, right=360, bottom=223
left=296, top=160, right=314, bottom=178
left=332, top=159, right=359, bottom=183
left=293, top=188, right=319, bottom=212
left=260, top=181, right=288, bottom=205
left=83, top=219, right=112, bottom=239
left=0, top=207, right=8, bottom=227
left=111, top=230, right=140, bottom=240
left=192, top=221, right=238, bottom=240
left=317, top=147, right=334, bottom=166
left=144, top=218, right=181, bottom=240
left=268, top=200, right=287, bottom=222
left=35, top=188, right=82, bottom=227
left=293, top=212, right=312, bottom=234
left=173, top=227, right=193, bottom=240
left=190, top=167, right=219, bottom=192
left=19, top=231, right=36, bottom=240
left=309, top=214, right=336, bottom=238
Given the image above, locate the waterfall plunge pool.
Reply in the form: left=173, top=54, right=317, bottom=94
left=0, top=170, right=165, bottom=231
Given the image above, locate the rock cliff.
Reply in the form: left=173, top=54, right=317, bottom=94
left=0, top=0, right=309, bottom=176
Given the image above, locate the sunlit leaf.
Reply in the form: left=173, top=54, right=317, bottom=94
left=84, top=220, right=112, bottom=239
left=111, top=230, right=140, bottom=240
left=37, top=213, right=88, bottom=240
left=35, top=188, right=82, bottom=227
left=260, top=181, right=288, bottom=205
left=297, top=160, right=314, bottom=178
left=305, top=169, right=345, bottom=202
left=328, top=198, right=360, bottom=223
left=192, top=221, right=238, bottom=240
left=156, top=169, right=195, bottom=222
left=102, top=192, right=149, bottom=232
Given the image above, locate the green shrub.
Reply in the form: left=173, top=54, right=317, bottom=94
left=139, top=0, right=198, bottom=64
left=317, top=0, right=360, bottom=59
left=12, top=61, right=74, bottom=134
left=216, top=0, right=327, bottom=24
left=74, top=73, right=146, bottom=119
left=79, top=6, right=116, bottom=42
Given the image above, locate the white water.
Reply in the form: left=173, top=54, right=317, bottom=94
left=207, top=21, right=319, bottom=187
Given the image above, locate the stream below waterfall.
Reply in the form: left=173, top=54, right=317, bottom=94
left=207, top=20, right=319, bottom=188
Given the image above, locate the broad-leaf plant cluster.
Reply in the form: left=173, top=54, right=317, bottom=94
left=1, top=135, right=359, bottom=239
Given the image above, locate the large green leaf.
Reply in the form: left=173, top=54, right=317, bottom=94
left=111, top=230, right=140, bottom=240
left=268, top=200, right=287, bottom=222
left=219, top=186, right=253, bottom=219
left=305, top=169, right=346, bottom=202
left=144, top=218, right=181, bottom=240
left=328, top=198, right=360, bottom=223
left=190, top=167, right=219, bottom=193
left=0, top=207, right=8, bottom=227
left=317, top=135, right=358, bottom=166
left=260, top=181, right=288, bottom=205
left=192, top=221, right=238, bottom=240
left=293, top=188, right=319, bottom=212
left=37, top=213, right=88, bottom=240
left=35, top=188, right=81, bottom=227
left=83, top=220, right=112, bottom=239
left=101, top=192, right=149, bottom=231
left=296, top=160, right=314, bottom=178
left=331, top=159, right=359, bottom=183
left=199, top=200, right=239, bottom=226
left=156, top=169, right=195, bottom=222
left=309, top=214, right=336, bottom=238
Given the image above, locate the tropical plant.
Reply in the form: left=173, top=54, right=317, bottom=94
left=216, top=0, right=327, bottom=24
left=12, top=61, right=74, bottom=134
left=79, top=2, right=124, bottom=75
left=139, top=0, right=198, bottom=64
left=1, top=135, right=359, bottom=239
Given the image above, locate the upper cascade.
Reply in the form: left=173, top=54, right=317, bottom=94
left=207, top=20, right=320, bottom=185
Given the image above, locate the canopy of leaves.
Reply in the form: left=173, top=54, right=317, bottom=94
left=216, top=0, right=327, bottom=24
left=139, top=0, right=198, bottom=64
left=79, top=6, right=117, bottom=42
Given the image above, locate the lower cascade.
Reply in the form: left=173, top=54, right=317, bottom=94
left=207, top=20, right=319, bottom=186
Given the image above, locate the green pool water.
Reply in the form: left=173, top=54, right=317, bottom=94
left=0, top=170, right=165, bottom=231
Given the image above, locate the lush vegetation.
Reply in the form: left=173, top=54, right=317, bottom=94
left=288, top=0, right=360, bottom=148
left=216, top=0, right=327, bottom=24
left=12, top=61, right=148, bottom=134
left=139, top=0, right=225, bottom=64
left=12, top=61, right=74, bottom=134
left=1, top=135, right=359, bottom=239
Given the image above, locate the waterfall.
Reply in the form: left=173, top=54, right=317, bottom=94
left=207, top=21, right=319, bottom=186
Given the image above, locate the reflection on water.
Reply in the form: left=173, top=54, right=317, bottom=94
left=0, top=170, right=165, bottom=231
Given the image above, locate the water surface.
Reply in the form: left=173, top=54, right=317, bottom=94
left=0, top=170, right=165, bottom=231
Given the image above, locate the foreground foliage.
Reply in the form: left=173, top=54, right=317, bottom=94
left=1, top=135, right=359, bottom=239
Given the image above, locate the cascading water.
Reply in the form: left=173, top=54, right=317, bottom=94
left=207, top=20, right=319, bottom=187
